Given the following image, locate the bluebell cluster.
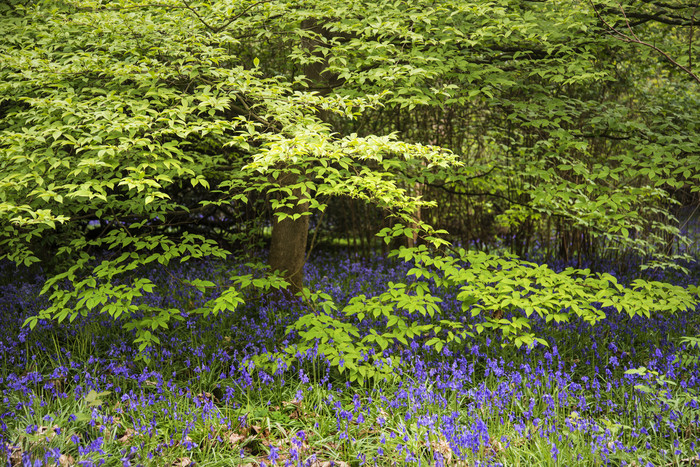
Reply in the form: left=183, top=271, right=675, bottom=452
left=0, top=251, right=698, bottom=466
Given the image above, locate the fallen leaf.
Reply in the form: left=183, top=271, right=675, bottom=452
left=431, top=436, right=453, bottom=465
left=171, top=457, right=192, bottom=467
left=303, top=461, right=351, bottom=467
left=36, top=425, right=58, bottom=441
left=117, top=428, right=136, bottom=443
left=227, top=431, right=246, bottom=444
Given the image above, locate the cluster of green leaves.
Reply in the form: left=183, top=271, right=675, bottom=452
left=270, top=239, right=697, bottom=383
left=400, top=245, right=698, bottom=343
left=270, top=281, right=446, bottom=383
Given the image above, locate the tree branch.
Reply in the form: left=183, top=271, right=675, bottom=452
left=591, top=1, right=700, bottom=84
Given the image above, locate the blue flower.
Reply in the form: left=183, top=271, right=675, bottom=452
left=268, top=445, right=280, bottom=464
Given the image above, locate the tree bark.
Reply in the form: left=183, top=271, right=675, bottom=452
left=268, top=174, right=309, bottom=295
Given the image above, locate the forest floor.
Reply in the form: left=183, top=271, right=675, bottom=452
left=1, top=249, right=699, bottom=466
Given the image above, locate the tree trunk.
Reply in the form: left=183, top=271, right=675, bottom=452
left=267, top=18, right=335, bottom=295
left=269, top=175, right=309, bottom=295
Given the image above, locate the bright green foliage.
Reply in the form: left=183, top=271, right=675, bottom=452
left=400, top=246, right=697, bottom=342
left=1, top=0, right=698, bottom=370
left=278, top=283, right=442, bottom=383
left=0, top=0, right=455, bottom=354
left=273, top=244, right=697, bottom=383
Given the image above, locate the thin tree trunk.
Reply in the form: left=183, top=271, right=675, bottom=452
left=407, top=181, right=422, bottom=248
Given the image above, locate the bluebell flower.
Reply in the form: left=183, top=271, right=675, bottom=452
left=268, top=445, right=280, bottom=464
